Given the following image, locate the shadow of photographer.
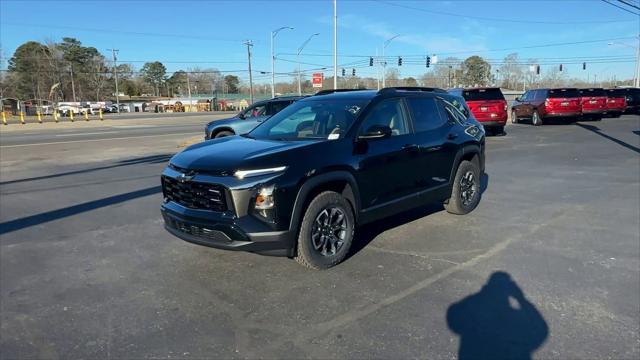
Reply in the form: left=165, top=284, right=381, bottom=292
left=447, top=271, right=548, bottom=360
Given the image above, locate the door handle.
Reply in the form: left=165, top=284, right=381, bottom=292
left=447, top=133, right=458, bottom=140
left=402, top=144, right=420, bottom=152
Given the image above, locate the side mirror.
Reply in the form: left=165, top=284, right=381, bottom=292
left=358, top=125, right=392, bottom=140
left=238, top=113, right=246, bottom=119
left=514, top=96, right=521, bottom=102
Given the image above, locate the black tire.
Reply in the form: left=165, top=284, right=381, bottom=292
left=532, top=110, right=543, bottom=126
left=494, top=126, right=505, bottom=135
left=295, top=191, right=355, bottom=270
left=444, top=160, right=481, bottom=215
left=511, top=110, right=518, bottom=124
left=214, top=130, right=234, bottom=138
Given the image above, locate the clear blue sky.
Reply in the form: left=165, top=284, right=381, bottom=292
left=1, top=0, right=638, bottom=84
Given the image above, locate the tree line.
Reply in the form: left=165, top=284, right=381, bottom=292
left=1, top=38, right=633, bottom=102
left=0, top=38, right=242, bottom=102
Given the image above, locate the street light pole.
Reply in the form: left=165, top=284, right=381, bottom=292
left=297, top=33, right=320, bottom=95
left=382, top=34, right=400, bottom=88
left=333, top=0, right=338, bottom=89
left=271, top=26, right=293, bottom=98
left=608, top=37, right=640, bottom=87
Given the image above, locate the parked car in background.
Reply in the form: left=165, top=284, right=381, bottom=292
left=448, top=87, right=507, bottom=134
left=162, top=87, right=485, bottom=269
left=511, top=88, right=582, bottom=126
left=578, top=88, right=607, bottom=120
left=611, top=87, right=640, bottom=115
left=204, top=96, right=304, bottom=139
left=604, top=88, right=627, bottom=118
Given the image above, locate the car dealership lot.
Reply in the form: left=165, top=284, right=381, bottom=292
left=1, top=115, right=639, bottom=358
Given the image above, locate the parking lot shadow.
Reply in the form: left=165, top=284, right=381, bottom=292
left=0, top=154, right=172, bottom=185
left=349, top=173, right=489, bottom=259
left=0, top=186, right=161, bottom=236
left=576, top=123, right=640, bottom=154
left=447, top=271, right=548, bottom=360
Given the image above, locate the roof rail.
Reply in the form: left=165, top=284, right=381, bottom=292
left=377, top=87, right=447, bottom=94
left=314, top=89, right=370, bottom=96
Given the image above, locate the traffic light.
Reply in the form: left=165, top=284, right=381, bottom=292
left=398, top=57, right=402, bottom=66
left=352, top=68, right=356, bottom=76
left=536, top=65, right=540, bottom=75
left=369, top=57, right=374, bottom=66
left=342, top=68, right=345, bottom=76
left=426, top=56, right=431, bottom=68
left=583, top=62, right=586, bottom=70
left=559, top=64, right=563, bottom=72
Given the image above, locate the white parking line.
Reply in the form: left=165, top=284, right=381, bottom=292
left=55, top=131, right=119, bottom=137
left=0, top=132, right=200, bottom=148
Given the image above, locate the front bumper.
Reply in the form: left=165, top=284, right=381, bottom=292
left=161, top=203, right=293, bottom=256
left=160, top=166, right=295, bottom=257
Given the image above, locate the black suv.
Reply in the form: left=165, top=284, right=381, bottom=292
left=161, top=88, right=486, bottom=269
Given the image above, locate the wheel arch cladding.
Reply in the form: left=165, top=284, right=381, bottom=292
left=212, top=127, right=234, bottom=137
left=289, top=171, right=360, bottom=251
left=450, top=145, right=481, bottom=182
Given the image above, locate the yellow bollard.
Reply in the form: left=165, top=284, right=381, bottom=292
left=69, top=111, right=74, bottom=122
left=54, top=111, right=59, bottom=123
left=99, top=108, right=103, bottom=120
left=37, top=111, right=42, bottom=123
left=2, top=111, right=6, bottom=125
left=84, top=110, right=89, bottom=121
left=19, top=111, right=25, bottom=124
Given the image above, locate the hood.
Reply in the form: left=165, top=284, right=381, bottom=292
left=206, top=116, right=241, bottom=127
left=170, top=135, right=320, bottom=172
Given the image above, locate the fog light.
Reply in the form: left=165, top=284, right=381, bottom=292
left=255, top=185, right=275, bottom=210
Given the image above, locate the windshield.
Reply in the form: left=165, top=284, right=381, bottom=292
left=548, top=89, right=579, bottom=98
left=248, top=98, right=369, bottom=140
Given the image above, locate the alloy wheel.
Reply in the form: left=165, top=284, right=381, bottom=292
left=311, top=207, right=348, bottom=256
left=460, top=170, right=478, bottom=207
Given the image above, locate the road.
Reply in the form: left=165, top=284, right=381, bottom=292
left=1, top=115, right=639, bottom=359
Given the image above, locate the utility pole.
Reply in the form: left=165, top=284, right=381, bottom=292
left=382, top=34, right=400, bottom=88
left=69, top=65, right=76, bottom=102
left=107, top=49, right=120, bottom=112
left=245, top=40, right=254, bottom=104
left=333, top=0, right=338, bottom=89
left=376, top=48, right=380, bottom=90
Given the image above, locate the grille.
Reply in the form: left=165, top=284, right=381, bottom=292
left=163, top=214, right=232, bottom=243
left=162, top=175, right=227, bottom=212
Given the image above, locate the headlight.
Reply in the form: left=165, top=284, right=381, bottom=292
left=234, top=166, right=287, bottom=180
left=255, top=185, right=275, bottom=210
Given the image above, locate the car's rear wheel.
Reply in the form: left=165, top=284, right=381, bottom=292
left=214, top=130, right=234, bottom=138
left=532, top=110, right=543, bottom=126
left=444, top=160, right=481, bottom=215
left=511, top=110, right=518, bottom=124
left=295, top=191, right=354, bottom=270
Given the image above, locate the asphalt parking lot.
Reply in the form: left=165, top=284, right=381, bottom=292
left=1, top=115, right=639, bottom=359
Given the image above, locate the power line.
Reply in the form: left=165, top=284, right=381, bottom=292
left=1, top=22, right=251, bottom=43
left=618, top=0, right=640, bottom=10
left=374, top=0, right=639, bottom=24
left=601, top=0, right=640, bottom=15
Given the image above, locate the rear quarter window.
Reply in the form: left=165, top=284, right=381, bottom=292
left=406, top=97, right=446, bottom=132
left=462, top=88, right=505, bottom=101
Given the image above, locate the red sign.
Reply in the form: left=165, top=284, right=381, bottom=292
left=312, top=73, right=323, bottom=88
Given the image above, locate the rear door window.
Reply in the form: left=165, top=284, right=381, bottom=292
left=548, top=89, right=580, bottom=98
left=406, top=97, right=446, bottom=132
left=462, top=88, right=505, bottom=101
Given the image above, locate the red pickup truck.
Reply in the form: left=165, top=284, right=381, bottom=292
left=579, top=88, right=607, bottom=120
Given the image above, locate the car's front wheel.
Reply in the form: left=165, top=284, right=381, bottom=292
left=444, top=160, right=481, bottom=215
left=511, top=110, right=518, bottom=124
left=295, top=191, right=355, bottom=270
